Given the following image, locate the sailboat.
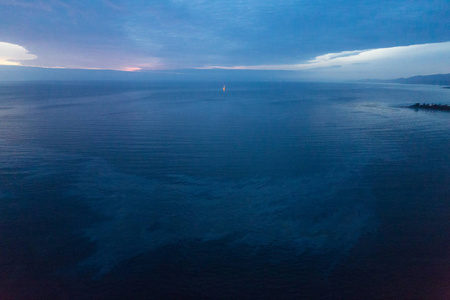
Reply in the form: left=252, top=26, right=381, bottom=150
left=223, top=85, right=226, bottom=92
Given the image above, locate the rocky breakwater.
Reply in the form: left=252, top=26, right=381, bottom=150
left=409, top=103, right=450, bottom=111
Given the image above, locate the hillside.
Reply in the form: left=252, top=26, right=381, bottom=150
left=391, top=73, right=450, bottom=85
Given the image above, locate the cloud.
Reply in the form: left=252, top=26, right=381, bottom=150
left=303, top=42, right=450, bottom=70
left=200, top=41, right=450, bottom=79
left=1, top=0, right=449, bottom=75
left=0, top=42, right=37, bottom=65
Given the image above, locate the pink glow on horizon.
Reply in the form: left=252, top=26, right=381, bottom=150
left=120, top=67, right=142, bottom=72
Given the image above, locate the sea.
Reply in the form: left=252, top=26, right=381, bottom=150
left=0, top=81, right=449, bottom=299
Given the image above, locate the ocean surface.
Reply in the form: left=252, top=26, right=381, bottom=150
left=0, top=81, right=449, bottom=299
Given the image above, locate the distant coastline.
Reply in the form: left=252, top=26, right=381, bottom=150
left=389, top=73, right=450, bottom=86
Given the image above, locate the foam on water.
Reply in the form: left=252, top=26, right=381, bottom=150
left=0, top=138, right=376, bottom=275
left=68, top=156, right=376, bottom=274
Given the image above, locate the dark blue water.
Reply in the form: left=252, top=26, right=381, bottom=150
left=1, top=81, right=449, bottom=299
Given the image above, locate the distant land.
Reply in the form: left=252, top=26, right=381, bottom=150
left=1, top=65, right=449, bottom=85
left=0, top=65, right=303, bottom=82
left=388, top=73, right=450, bottom=85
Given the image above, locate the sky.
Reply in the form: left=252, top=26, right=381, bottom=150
left=0, top=0, right=449, bottom=80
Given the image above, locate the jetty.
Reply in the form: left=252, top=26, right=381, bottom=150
left=409, top=103, right=450, bottom=111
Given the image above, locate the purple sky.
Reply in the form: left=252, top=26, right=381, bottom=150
left=0, top=0, right=449, bottom=80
